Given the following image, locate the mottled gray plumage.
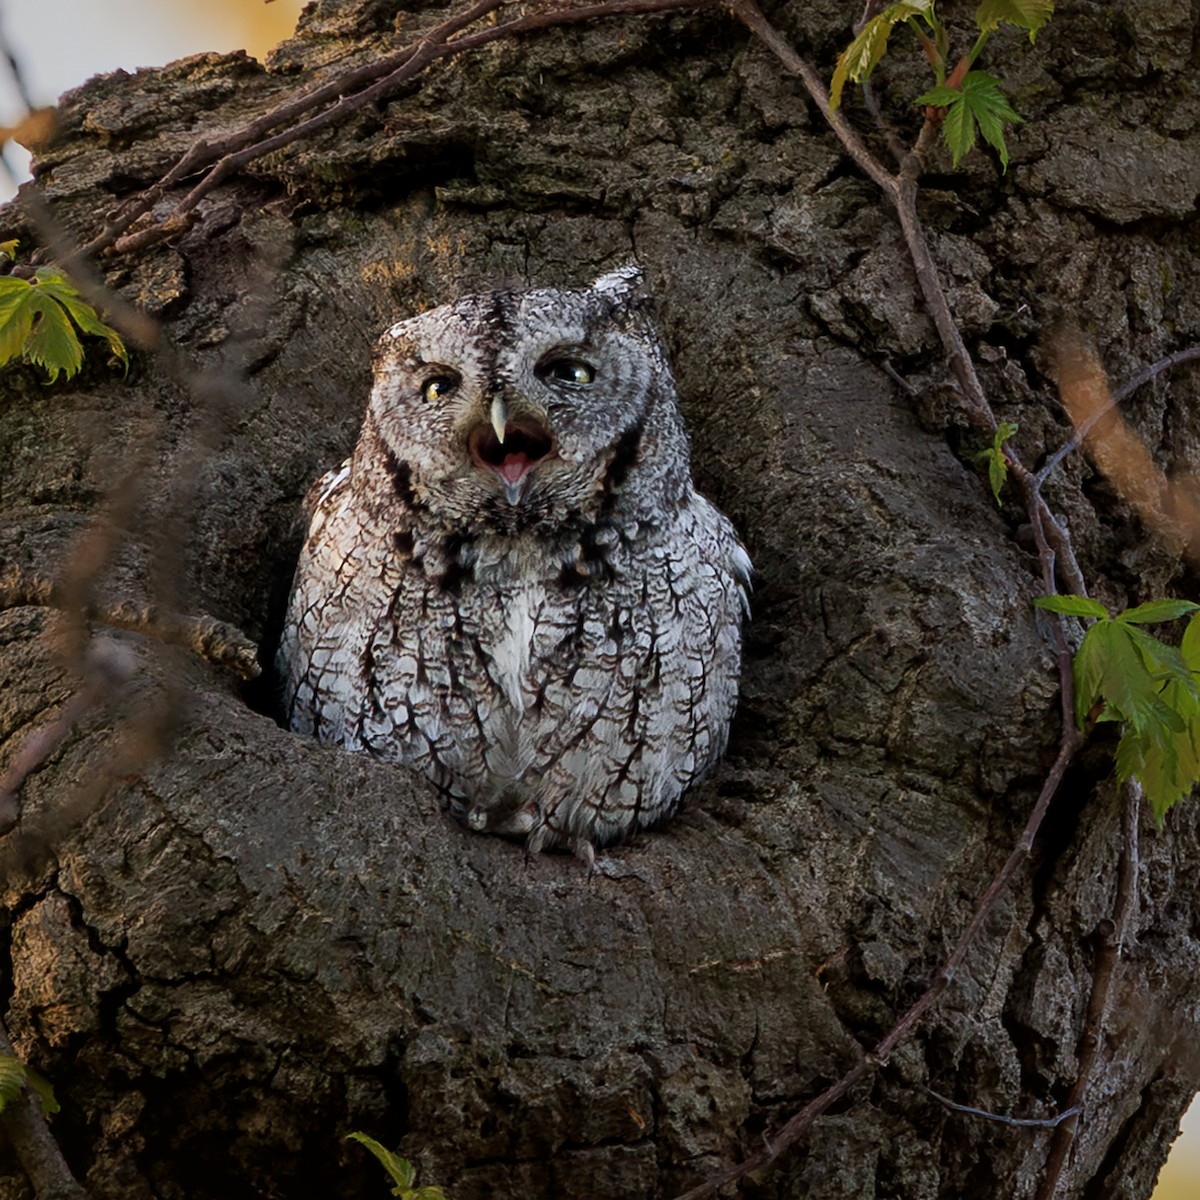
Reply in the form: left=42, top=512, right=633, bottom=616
left=277, top=267, right=751, bottom=863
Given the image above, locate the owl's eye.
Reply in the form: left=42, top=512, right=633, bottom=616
left=422, top=375, right=458, bottom=403
left=540, top=359, right=595, bottom=385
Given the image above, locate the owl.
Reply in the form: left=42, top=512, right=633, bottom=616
left=277, top=267, right=751, bottom=865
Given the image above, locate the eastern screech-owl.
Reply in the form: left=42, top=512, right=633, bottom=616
left=277, top=267, right=750, bottom=864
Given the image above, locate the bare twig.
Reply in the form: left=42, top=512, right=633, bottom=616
left=78, top=0, right=510, bottom=259
left=1008, top=458, right=1081, bottom=722
left=1046, top=330, right=1200, bottom=564
left=85, top=0, right=718, bottom=258
left=673, top=7, right=1093, bottom=1197
left=0, top=7, right=35, bottom=113
left=1036, top=345, right=1200, bottom=490
left=1035, top=781, right=1141, bottom=1200
left=729, top=0, right=896, bottom=194
left=918, top=1085, right=1081, bottom=1130
left=672, top=732, right=1082, bottom=1200
left=0, top=1016, right=90, bottom=1200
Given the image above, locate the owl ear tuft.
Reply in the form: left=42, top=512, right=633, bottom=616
left=590, top=264, right=645, bottom=310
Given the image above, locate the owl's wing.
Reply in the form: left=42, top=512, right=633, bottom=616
left=305, top=461, right=351, bottom=515
left=300, top=460, right=352, bottom=541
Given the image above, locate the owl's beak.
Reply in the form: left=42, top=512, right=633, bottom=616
left=490, top=395, right=508, bottom=445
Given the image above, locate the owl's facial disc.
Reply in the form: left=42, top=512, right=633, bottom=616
left=467, top=418, right=555, bottom=503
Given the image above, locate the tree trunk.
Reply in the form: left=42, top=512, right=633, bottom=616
left=2, top=1, right=1199, bottom=1197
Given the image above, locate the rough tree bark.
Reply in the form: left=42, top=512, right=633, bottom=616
left=2, top=1, right=1199, bottom=1197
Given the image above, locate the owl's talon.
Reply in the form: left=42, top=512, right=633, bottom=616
left=573, top=838, right=597, bottom=876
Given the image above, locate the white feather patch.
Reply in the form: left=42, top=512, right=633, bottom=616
left=490, top=583, right=544, bottom=711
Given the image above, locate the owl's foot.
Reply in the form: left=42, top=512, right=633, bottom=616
left=465, top=800, right=537, bottom=836
left=523, top=822, right=598, bottom=873
left=571, top=837, right=597, bottom=876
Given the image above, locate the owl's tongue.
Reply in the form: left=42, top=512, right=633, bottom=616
left=498, top=453, right=535, bottom=484
left=468, top=419, right=554, bottom=500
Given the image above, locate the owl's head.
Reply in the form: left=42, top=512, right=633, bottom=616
left=359, top=267, right=692, bottom=540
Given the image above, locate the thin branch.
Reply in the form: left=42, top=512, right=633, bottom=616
left=918, top=1085, right=1081, bottom=1130
left=672, top=732, right=1082, bottom=1200
left=0, top=1016, right=90, bottom=1200
left=729, top=0, right=897, bottom=195
left=77, top=0, right=511, bottom=259
left=1036, top=345, right=1200, bottom=490
left=672, top=1060, right=875, bottom=1200
left=1008, top=458, right=1082, bottom=726
left=733, top=0, right=1090, bottom=600
left=1035, top=781, right=1141, bottom=1200
left=85, top=0, right=717, bottom=258
left=674, top=8, right=1092, bottom=1197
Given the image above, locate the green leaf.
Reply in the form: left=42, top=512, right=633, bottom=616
left=0, top=277, right=37, bottom=365
left=1115, top=712, right=1200, bottom=823
left=1116, top=599, right=1200, bottom=625
left=1073, top=620, right=1177, bottom=735
left=348, top=1133, right=446, bottom=1198
left=0, top=1055, right=26, bottom=1114
left=0, top=1055, right=57, bottom=1120
left=33, top=268, right=129, bottom=374
left=1181, top=611, right=1200, bottom=667
left=1033, top=594, right=1110, bottom=620
left=987, top=449, right=1006, bottom=504
left=0, top=268, right=128, bottom=382
left=25, top=1067, right=59, bottom=1118
left=916, top=71, right=1023, bottom=169
left=1071, top=609, right=1200, bottom=821
left=831, top=0, right=936, bottom=109
left=975, top=0, right=1054, bottom=40
left=1123, top=626, right=1199, bottom=706
left=348, top=1134, right=416, bottom=1192
left=23, top=295, right=83, bottom=383
left=974, top=420, right=1018, bottom=504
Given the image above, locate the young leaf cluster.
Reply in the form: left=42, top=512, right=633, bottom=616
left=914, top=72, right=1023, bottom=170
left=0, top=264, right=128, bottom=383
left=0, top=1053, right=59, bottom=1118
left=1035, top=596, right=1200, bottom=821
left=976, top=420, right=1018, bottom=504
left=831, top=0, right=1054, bottom=171
left=348, top=1133, right=448, bottom=1199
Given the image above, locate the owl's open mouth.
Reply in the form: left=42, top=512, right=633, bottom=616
left=468, top=421, right=554, bottom=489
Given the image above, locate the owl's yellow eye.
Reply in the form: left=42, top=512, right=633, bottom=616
left=422, top=375, right=458, bottom=403
left=542, top=359, right=595, bottom=385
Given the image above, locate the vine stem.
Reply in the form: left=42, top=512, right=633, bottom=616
left=1037, top=345, right=1200, bottom=489
left=76, top=0, right=719, bottom=259
left=918, top=1085, right=1081, bottom=1130
left=1034, top=781, right=1142, bottom=1200
left=0, top=1015, right=90, bottom=1200
left=670, top=5, right=1095, bottom=1198
left=672, top=732, right=1082, bottom=1200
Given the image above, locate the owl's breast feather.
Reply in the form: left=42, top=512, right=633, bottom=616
left=485, top=580, right=546, bottom=711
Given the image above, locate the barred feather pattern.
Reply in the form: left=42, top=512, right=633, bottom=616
left=277, top=268, right=750, bottom=863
